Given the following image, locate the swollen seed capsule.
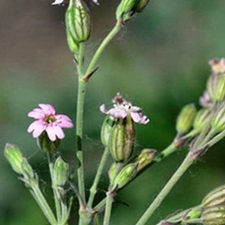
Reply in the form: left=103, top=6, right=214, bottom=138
left=65, top=0, right=91, bottom=43
left=202, top=185, right=225, bottom=208
left=202, top=206, right=225, bottom=225
left=66, top=29, right=79, bottom=53
left=109, top=116, right=135, bottom=162
left=101, top=115, right=116, bottom=147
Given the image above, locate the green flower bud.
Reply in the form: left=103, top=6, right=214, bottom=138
left=202, top=206, right=225, bottom=225
left=37, top=132, right=61, bottom=153
left=202, top=185, right=225, bottom=208
left=101, top=115, right=116, bottom=147
left=134, top=0, right=150, bottom=12
left=207, top=74, right=220, bottom=102
left=65, top=0, right=91, bottom=43
left=112, top=163, right=138, bottom=190
left=201, top=185, right=225, bottom=225
left=193, top=108, right=211, bottom=131
left=66, top=28, right=79, bottom=53
left=108, top=162, right=123, bottom=183
left=53, top=156, right=69, bottom=186
left=211, top=103, right=225, bottom=132
left=214, top=74, right=225, bottom=101
left=109, top=116, right=135, bottom=162
left=176, top=104, right=196, bottom=134
left=4, top=143, right=34, bottom=178
left=132, top=148, right=156, bottom=172
left=116, top=0, right=137, bottom=22
left=116, top=0, right=150, bottom=23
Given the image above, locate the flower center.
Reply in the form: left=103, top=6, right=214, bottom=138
left=45, top=115, right=56, bottom=124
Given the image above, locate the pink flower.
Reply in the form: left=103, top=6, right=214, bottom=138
left=100, top=93, right=150, bottom=124
left=199, top=91, right=212, bottom=108
left=209, top=58, right=225, bottom=74
left=27, top=104, right=73, bottom=141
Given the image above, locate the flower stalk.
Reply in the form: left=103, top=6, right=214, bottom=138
left=135, top=153, right=195, bottom=225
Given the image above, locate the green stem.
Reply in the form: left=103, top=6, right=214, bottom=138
left=204, top=128, right=225, bottom=148
left=94, top=198, right=107, bottom=213
left=47, top=153, right=61, bottom=224
left=87, top=147, right=110, bottom=208
left=76, top=43, right=86, bottom=201
left=154, top=142, right=177, bottom=162
left=30, top=180, right=57, bottom=225
left=103, top=189, right=115, bottom=225
left=135, top=154, right=194, bottom=225
left=93, top=141, right=180, bottom=214
left=84, top=21, right=122, bottom=79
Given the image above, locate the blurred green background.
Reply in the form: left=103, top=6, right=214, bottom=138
left=1, top=0, right=225, bottom=224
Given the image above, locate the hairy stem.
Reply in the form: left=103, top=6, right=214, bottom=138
left=103, top=189, right=115, bottom=225
left=135, top=154, right=194, bottom=225
left=47, top=153, right=61, bottom=223
left=30, top=180, right=57, bottom=225
left=84, top=21, right=122, bottom=79
left=87, top=147, right=110, bottom=208
left=76, top=43, right=86, bottom=201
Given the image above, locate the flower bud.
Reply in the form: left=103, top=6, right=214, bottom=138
left=176, top=104, right=196, bottom=134
left=193, top=108, right=211, bottom=131
left=207, top=74, right=220, bottom=102
left=108, top=162, right=123, bottom=183
left=66, top=29, right=79, bottom=53
left=134, top=0, right=150, bottom=12
left=116, top=0, right=137, bottom=22
left=201, top=185, right=225, bottom=224
left=109, top=116, right=135, bottom=162
left=101, top=115, right=116, bottom=147
left=202, top=185, right=225, bottom=208
left=214, top=74, right=225, bottom=101
left=116, top=0, right=150, bottom=23
left=112, top=163, right=138, bottom=190
left=4, top=143, right=34, bottom=178
left=209, top=58, right=225, bottom=75
left=132, top=148, right=156, bottom=172
left=53, top=156, right=69, bottom=186
left=65, top=0, right=91, bottom=43
left=202, top=206, right=225, bottom=225
left=211, top=103, right=225, bottom=132
left=37, top=132, right=61, bottom=153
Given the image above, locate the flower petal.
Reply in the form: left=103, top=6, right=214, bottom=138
left=39, top=103, right=56, bottom=116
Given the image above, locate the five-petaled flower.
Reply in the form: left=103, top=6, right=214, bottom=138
left=100, top=93, right=150, bottom=124
left=27, top=104, right=73, bottom=142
